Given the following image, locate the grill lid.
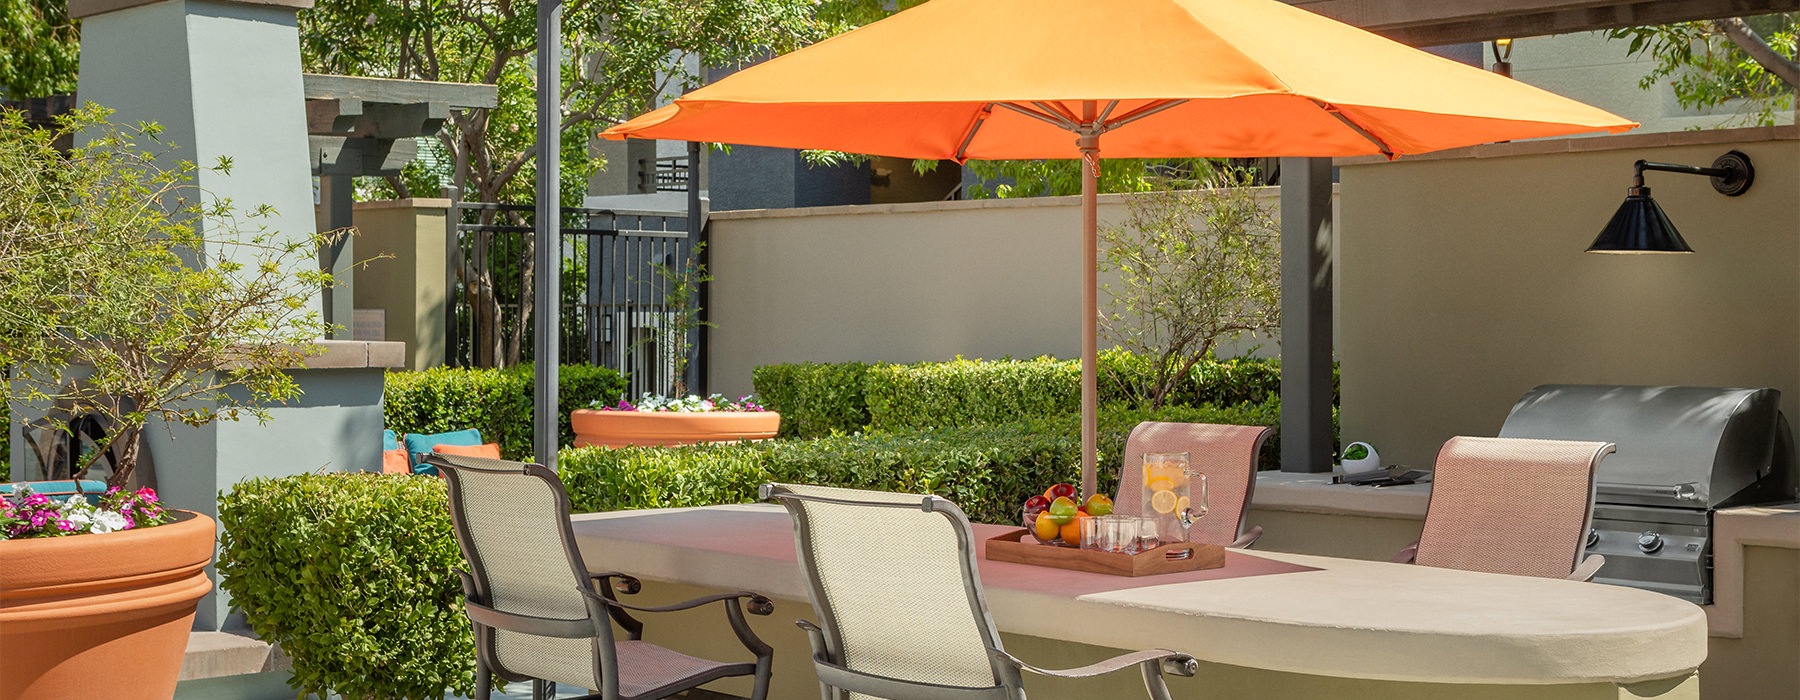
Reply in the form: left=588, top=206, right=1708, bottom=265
left=1497, top=385, right=1782, bottom=509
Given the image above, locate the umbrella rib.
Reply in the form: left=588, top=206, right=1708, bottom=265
left=1312, top=99, right=1395, bottom=158
left=954, top=104, right=995, bottom=162
left=998, top=102, right=1079, bottom=131
left=1032, top=101, right=1084, bottom=127
left=1103, top=99, right=1188, bottom=131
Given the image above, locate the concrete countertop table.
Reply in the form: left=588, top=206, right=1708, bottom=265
left=570, top=504, right=1707, bottom=699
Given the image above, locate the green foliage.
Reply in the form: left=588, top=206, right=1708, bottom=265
left=0, top=0, right=78, bottom=98
left=217, top=474, right=473, bottom=700
left=1, top=106, right=332, bottom=487
left=753, top=354, right=1300, bottom=436
left=559, top=401, right=1287, bottom=523
left=1608, top=15, right=1799, bottom=127
left=382, top=364, right=627, bottom=460
left=962, top=158, right=1226, bottom=199
left=649, top=242, right=712, bottom=396
left=863, top=357, right=1080, bottom=431
left=750, top=361, right=873, bottom=438
left=1101, top=167, right=1281, bottom=408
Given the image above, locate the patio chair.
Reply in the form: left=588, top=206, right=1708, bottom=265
left=1114, top=422, right=1273, bottom=548
left=1393, top=436, right=1614, bottom=581
left=760, top=483, right=1200, bottom=700
left=429, top=453, right=776, bottom=700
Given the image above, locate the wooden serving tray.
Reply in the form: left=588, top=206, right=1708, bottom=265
left=985, top=529, right=1225, bottom=576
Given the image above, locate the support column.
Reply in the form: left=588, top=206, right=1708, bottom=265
left=1279, top=157, right=1335, bottom=473
left=318, top=175, right=355, bottom=338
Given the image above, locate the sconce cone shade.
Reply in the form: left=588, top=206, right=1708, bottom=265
left=1587, top=186, right=1693, bottom=254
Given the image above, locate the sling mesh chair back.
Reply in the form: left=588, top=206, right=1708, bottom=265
left=433, top=453, right=774, bottom=700
left=761, top=483, right=1198, bottom=700
left=1114, top=422, right=1273, bottom=548
left=1395, top=436, right=1614, bottom=581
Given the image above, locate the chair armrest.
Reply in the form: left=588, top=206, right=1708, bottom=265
left=1228, top=525, right=1263, bottom=549
left=598, top=590, right=775, bottom=616
left=1567, top=554, right=1605, bottom=582
left=1392, top=541, right=1419, bottom=564
left=992, top=648, right=1198, bottom=679
left=589, top=571, right=642, bottom=595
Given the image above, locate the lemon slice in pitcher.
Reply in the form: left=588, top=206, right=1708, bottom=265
left=1150, top=489, right=1179, bottom=514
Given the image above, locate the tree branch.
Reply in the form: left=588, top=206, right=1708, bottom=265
left=1715, top=17, right=1800, bottom=89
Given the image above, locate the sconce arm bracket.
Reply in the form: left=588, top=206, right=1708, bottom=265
left=1634, top=150, right=1754, bottom=196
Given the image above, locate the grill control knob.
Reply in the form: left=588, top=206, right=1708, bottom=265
left=1637, top=532, right=1664, bottom=554
left=1587, top=528, right=1599, bottom=548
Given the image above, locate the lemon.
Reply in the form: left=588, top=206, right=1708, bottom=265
left=1145, top=476, right=1177, bottom=492
left=1176, top=496, right=1191, bottom=514
left=1150, top=489, right=1178, bottom=514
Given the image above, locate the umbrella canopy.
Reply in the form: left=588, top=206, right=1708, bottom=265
left=602, top=0, right=1636, bottom=498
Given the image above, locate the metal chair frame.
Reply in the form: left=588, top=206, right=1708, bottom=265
left=432, top=453, right=776, bottom=700
left=761, top=483, right=1199, bottom=700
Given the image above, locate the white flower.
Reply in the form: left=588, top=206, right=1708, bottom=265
left=64, top=510, right=93, bottom=530
left=91, top=511, right=128, bottom=534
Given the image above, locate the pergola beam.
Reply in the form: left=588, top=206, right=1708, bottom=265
left=1289, top=0, right=1800, bottom=45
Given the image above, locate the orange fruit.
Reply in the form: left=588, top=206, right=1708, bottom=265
left=1032, top=513, right=1060, bottom=542
left=1060, top=511, right=1090, bottom=546
left=1150, top=489, right=1179, bottom=514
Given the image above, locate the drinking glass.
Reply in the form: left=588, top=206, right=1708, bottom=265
left=1135, top=516, right=1160, bottom=551
left=1080, top=515, right=1103, bottom=550
left=1112, top=516, right=1139, bottom=554
left=1142, top=451, right=1191, bottom=542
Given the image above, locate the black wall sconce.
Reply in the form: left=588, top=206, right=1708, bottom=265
left=1587, top=150, right=1754, bottom=254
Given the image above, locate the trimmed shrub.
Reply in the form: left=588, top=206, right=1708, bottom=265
left=383, top=364, right=627, bottom=460
left=559, top=401, right=1284, bottom=524
left=751, top=361, right=873, bottom=438
left=863, top=357, right=1079, bottom=431
left=217, top=473, right=473, bottom=700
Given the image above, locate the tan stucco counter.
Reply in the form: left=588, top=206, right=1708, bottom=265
left=570, top=504, right=1705, bottom=699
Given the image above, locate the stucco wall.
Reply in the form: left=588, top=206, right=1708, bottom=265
left=352, top=199, right=449, bottom=370
left=1338, top=128, right=1800, bottom=470
left=706, top=189, right=1312, bottom=398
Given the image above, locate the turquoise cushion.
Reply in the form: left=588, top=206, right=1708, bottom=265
left=383, top=429, right=399, bottom=451
left=403, top=429, right=482, bottom=475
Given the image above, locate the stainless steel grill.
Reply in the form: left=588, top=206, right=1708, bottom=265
left=1497, top=385, right=1797, bottom=603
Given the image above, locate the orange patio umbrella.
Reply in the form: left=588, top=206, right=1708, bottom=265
left=602, top=0, right=1636, bottom=498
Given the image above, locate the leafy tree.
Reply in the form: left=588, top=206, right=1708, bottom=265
left=0, top=106, right=332, bottom=488
left=0, top=0, right=78, bottom=98
left=1098, top=165, right=1281, bottom=409
left=1609, top=14, right=1800, bottom=127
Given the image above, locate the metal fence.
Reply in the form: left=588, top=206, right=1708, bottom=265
left=447, top=202, right=695, bottom=399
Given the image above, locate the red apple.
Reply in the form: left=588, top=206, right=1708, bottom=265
left=1022, top=495, right=1051, bottom=520
left=1043, top=483, right=1077, bottom=501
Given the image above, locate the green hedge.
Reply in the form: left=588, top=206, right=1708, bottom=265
left=863, top=356, right=1080, bottom=432
left=383, top=364, right=627, bottom=460
left=559, top=401, right=1281, bottom=524
left=750, top=361, right=873, bottom=438
left=217, top=473, right=473, bottom=700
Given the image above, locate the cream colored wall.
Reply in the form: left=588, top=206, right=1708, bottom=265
left=706, top=189, right=1314, bottom=398
left=351, top=199, right=449, bottom=370
left=1337, top=131, right=1800, bottom=470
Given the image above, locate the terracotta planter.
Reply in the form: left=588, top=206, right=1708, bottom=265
left=571, top=409, right=782, bottom=448
left=0, top=510, right=215, bottom=700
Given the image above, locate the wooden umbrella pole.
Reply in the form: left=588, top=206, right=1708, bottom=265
left=1078, top=100, right=1100, bottom=499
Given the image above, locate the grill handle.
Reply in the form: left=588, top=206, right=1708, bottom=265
left=1596, top=481, right=1704, bottom=503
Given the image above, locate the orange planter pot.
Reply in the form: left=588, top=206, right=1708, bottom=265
left=0, top=510, right=215, bottom=700
left=571, top=409, right=782, bottom=448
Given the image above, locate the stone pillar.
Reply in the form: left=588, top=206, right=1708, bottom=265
left=1279, top=157, right=1336, bottom=473
left=352, top=199, right=451, bottom=369
left=73, top=0, right=321, bottom=315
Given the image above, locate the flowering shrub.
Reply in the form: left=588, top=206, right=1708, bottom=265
left=594, top=393, right=767, bottom=413
left=0, top=485, right=171, bottom=540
